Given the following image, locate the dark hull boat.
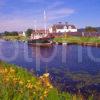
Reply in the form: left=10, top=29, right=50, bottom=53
left=28, top=37, right=54, bottom=47
left=28, top=43, right=53, bottom=47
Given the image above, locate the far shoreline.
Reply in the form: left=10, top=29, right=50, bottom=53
left=1, top=35, right=100, bottom=47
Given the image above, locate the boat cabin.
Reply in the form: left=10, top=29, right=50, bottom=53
left=30, top=30, right=48, bottom=40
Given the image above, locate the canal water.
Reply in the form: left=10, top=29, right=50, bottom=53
left=0, top=40, right=100, bottom=94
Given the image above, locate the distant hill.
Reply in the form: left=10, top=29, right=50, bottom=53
left=78, top=28, right=85, bottom=32
left=78, top=27, right=100, bottom=32
left=96, top=27, right=100, bottom=32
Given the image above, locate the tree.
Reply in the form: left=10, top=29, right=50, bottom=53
left=4, top=31, right=10, bottom=36
left=11, top=31, right=18, bottom=36
left=26, top=29, right=33, bottom=37
left=4, top=31, right=18, bottom=36
left=85, top=26, right=97, bottom=33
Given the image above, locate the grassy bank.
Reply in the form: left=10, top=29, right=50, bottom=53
left=0, top=61, right=93, bottom=100
left=0, top=36, right=28, bottom=41
left=1, top=35, right=100, bottom=45
left=54, top=36, right=100, bottom=44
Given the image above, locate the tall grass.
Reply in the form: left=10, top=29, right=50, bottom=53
left=0, top=61, right=93, bottom=100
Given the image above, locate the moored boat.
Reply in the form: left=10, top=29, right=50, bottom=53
left=28, top=32, right=54, bottom=47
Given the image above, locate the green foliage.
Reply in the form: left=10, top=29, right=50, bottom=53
left=85, top=26, right=97, bottom=33
left=4, top=31, right=19, bottom=36
left=26, top=29, right=33, bottom=37
left=89, top=95, right=94, bottom=100
left=47, top=89, right=60, bottom=100
left=60, top=92, right=72, bottom=100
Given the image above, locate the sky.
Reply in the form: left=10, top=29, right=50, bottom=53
left=0, top=0, right=100, bottom=32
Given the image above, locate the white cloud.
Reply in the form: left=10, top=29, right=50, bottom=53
left=47, top=8, right=75, bottom=21
left=45, top=1, right=75, bottom=21
left=0, top=13, right=47, bottom=32
left=0, top=0, right=75, bottom=32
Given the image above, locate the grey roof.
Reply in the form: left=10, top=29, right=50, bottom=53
left=51, top=24, right=76, bottom=30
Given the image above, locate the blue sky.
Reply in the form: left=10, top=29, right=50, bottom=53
left=0, top=0, right=100, bottom=32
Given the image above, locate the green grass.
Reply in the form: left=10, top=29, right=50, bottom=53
left=1, top=35, right=100, bottom=44
left=54, top=36, right=100, bottom=44
left=0, top=61, right=93, bottom=100
left=1, top=36, right=28, bottom=41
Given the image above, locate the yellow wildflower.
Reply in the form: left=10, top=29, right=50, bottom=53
left=43, top=73, right=49, bottom=77
left=4, top=68, right=8, bottom=73
left=40, top=96, right=44, bottom=100
left=13, top=77, right=19, bottom=84
left=4, top=77, right=9, bottom=82
left=44, top=90, right=48, bottom=96
left=10, top=67, right=15, bottom=73
left=49, top=85, right=53, bottom=89
left=26, top=83, right=33, bottom=89
left=19, top=80, right=24, bottom=85
left=39, top=76, right=43, bottom=79
left=27, top=80, right=31, bottom=83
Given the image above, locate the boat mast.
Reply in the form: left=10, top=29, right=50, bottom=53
left=34, top=20, right=37, bottom=33
left=44, top=10, right=49, bottom=74
left=44, top=10, right=47, bottom=34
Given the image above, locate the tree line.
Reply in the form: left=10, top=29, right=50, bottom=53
left=2, top=31, right=19, bottom=36
left=0, top=27, right=99, bottom=37
left=79, top=26, right=98, bottom=33
left=85, top=26, right=98, bottom=32
left=0, top=29, right=33, bottom=37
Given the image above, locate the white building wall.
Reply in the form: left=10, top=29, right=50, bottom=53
left=49, top=27, right=53, bottom=33
left=56, top=29, right=69, bottom=33
left=56, top=29, right=77, bottom=33
left=22, top=32, right=26, bottom=36
left=49, top=26, right=77, bottom=33
left=68, top=29, right=77, bottom=32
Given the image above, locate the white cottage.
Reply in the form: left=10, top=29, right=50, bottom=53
left=18, top=31, right=26, bottom=37
left=49, top=22, right=77, bottom=33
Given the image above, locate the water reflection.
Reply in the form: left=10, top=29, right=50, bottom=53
left=48, top=66, right=100, bottom=94
left=29, top=44, right=100, bottom=94
left=0, top=41, right=100, bottom=94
